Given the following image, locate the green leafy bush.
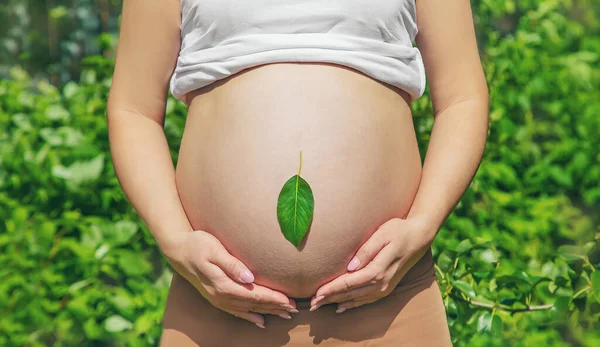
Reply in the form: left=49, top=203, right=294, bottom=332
left=1, top=0, right=599, bottom=346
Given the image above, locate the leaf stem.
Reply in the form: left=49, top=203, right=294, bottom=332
left=584, top=257, right=596, bottom=272
left=434, top=263, right=445, bottom=279
left=298, top=150, right=303, bottom=176
left=572, top=286, right=591, bottom=299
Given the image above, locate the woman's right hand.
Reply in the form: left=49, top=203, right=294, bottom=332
left=160, top=229, right=298, bottom=328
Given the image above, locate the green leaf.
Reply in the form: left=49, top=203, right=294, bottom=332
left=277, top=151, right=314, bottom=248
left=557, top=245, right=587, bottom=262
left=134, top=313, right=154, bottom=334
left=477, top=312, right=503, bottom=335
left=40, top=127, right=84, bottom=147
left=108, top=291, right=134, bottom=312
left=591, top=271, right=600, bottom=297
left=476, top=248, right=498, bottom=263
left=552, top=296, right=571, bottom=320
left=95, top=244, right=110, bottom=259
left=437, top=250, right=455, bottom=272
left=104, top=315, right=133, bottom=333
left=496, top=275, right=532, bottom=294
left=491, top=314, right=503, bottom=335
left=68, top=279, right=93, bottom=294
left=117, top=250, right=152, bottom=276
left=456, top=239, right=473, bottom=255
left=63, top=81, right=79, bottom=98
left=83, top=318, right=103, bottom=340
left=112, top=220, right=139, bottom=245
left=477, top=312, right=491, bottom=332
left=45, top=105, right=70, bottom=121
left=453, top=280, right=477, bottom=299
left=52, top=154, right=105, bottom=185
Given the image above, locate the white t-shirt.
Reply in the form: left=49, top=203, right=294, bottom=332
left=170, top=0, right=426, bottom=101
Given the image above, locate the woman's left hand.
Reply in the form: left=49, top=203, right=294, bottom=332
left=309, top=217, right=434, bottom=313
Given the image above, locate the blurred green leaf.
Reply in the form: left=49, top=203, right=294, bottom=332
left=552, top=296, right=571, bottom=321
left=557, top=245, right=588, bottom=262
left=52, top=154, right=105, bottom=185
left=104, top=315, right=132, bottom=333
left=591, top=271, right=600, bottom=298
left=117, top=250, right=152, bottom=276
left=45, top=105, right=70, bottom=121
left=456, top=239, right=474, bottom=255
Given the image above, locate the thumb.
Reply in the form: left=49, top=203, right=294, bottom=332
left=347, top=230, right=386, bottom=272
left=213, top=250, right=255, bottom=284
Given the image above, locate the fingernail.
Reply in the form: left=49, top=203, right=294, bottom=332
left=309, top=304, right=320, bottom=312
left=279, top=313, right=292, bottom=319
left=347, top=257, right=360, bottom=271
left=311, top=295, right=325, bottom=306
left=255, top=322, right=265, bottom=329
left=336, top=307, right=346, bottom=314
left=281, top=304, right=298, bottom=313
left=240, top=270, right=254, bottom=283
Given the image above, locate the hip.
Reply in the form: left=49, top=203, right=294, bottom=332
left=160, top=249, right=452, bottom=346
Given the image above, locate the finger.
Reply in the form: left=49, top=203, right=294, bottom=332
left=211, top=279, right=297, bottom=313
left=335, top=297, right=379, bottom=313
left=209, top=248, right=255, bottom=284
left=316, top=244, right=399, bottom=298
left=314, top=272, right=373, bottom=299
left=189, top=261, right=296, bottom=314
left=310, top=284, right=377, bottom=310
left=227, top=298, right=299, bottom=314
left=246, top=306, right=294, bottom=320
left=347, top=226, right=391, bottom=272
left=224, top=281, right=296, bottom=308
left=218, top=282, right=298, bottom=318
left=223, top=309, right=266, bottom=329
left=196, top=264, right=292, bottom=308
left=227, top=300, right=295, bottom=318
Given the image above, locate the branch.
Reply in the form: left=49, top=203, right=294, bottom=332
left=450, top=293, right=554, bottom=313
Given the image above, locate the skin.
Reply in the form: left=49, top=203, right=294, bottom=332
left=107, top=0, right=488, bottom=330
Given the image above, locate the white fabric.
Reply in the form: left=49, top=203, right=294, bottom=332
left=170, top=0, right=426, bottom=101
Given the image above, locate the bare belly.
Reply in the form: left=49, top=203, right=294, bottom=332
left=174, top=63, right=423, bottom=298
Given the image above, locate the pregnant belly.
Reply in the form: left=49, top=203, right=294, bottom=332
left=175, top=63, right=423, bottom=298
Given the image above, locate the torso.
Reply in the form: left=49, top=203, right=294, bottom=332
left=174, top=62, right=423, bottom=299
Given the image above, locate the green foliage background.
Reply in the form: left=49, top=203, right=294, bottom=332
left=1, top=0, right=599, bottom=346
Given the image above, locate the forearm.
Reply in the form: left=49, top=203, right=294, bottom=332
left=107, top=110, right=192, bottom=252
left=407, top=98, right=489, bottom=243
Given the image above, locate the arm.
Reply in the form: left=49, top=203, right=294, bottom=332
left=107, top=0, right=190, bottom=253
left=107, top=0, right=297, bottom=327
left=309, top=0, right=489, bottom=311
left=406, top=0, right=490, bottom=242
